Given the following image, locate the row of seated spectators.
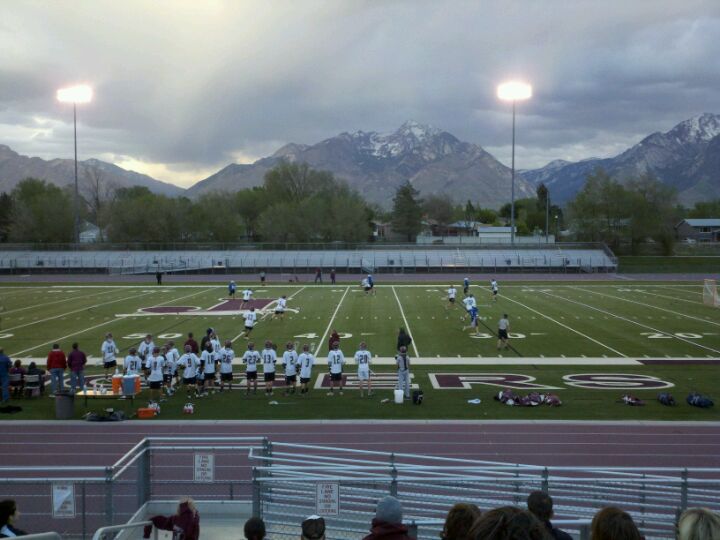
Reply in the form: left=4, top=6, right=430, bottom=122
left=136, top=492, right=720, bottom=540
left=4, top=360, right=46, bottom=399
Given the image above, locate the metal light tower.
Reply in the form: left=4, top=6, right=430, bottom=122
left=497, top=81, right=532, bottom=245
left=57, top=85, right=93, bottom=244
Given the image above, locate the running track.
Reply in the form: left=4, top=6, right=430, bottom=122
left=2, top=421, right=719, bottom=469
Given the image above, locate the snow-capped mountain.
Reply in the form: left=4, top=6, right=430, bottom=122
left=0, top=145, right=184, bottom=197
left=523, top=113, right=720, bottom=205
left=187, top=121, right=535, bottom=208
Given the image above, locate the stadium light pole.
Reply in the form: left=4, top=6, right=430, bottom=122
left=57, top=85, right=93, bottom=244
left=545, top=192, right=550, bottom=244
left=497, top=81, right=532, bottom=245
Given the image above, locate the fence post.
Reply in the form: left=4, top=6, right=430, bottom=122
left=104, top=466, right=114, bottom=526
left=680, top=468, right=688, bottom=511
left=389, top=453, right=398, bottom=496
left=541, top=467, right=549, bottom=493
left=514, top=464, right=520, bottom=505
left=252, top=467, right=261, bottom=518
left=579, top=524, right=590, bottom=540
left=81, top=481, right=87, bottom=540
left=138, top=439, right=151, bottom=507
left=407, top=520, right=418, bottom=539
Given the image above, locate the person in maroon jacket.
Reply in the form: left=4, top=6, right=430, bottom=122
left=184, top=332, right=199, bottom=355
left=143, top=498, right=200, bottom=540
left=46, top=344, right=67, bottom=396
left=328, top=330, right=340, bottom=351
left=67, top=342, right=87, bottom=394
left=363, top=496, right=413, bottom=540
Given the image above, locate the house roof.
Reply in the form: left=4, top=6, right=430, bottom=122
left=679, top=219, right=720, bottom=228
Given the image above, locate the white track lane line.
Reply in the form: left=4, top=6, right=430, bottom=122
left=0, top=288, right=119, bottom=316
left=539, top=289, right=720, bottom=355
left=231, top=287, right=306, bottom=343
left=392, top=286, right=420, bottom=357
left=1, top=290, right=159, bottom=333
left=571, top=286, right=720, bottom=328
left=641, top=288, right=705, bottom=305
left=10, top=286, right=219, bottom=357
left=502, top=294, right=627, bottom=357
left=316, top=287, right=351, bottom=353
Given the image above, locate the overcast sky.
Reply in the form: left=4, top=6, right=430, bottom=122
left=1, top=0, right=719, bottom=187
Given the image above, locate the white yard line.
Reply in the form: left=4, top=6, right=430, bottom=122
left=652, top=286, right=703, bottom=297
left=571, top=286, right=720, bottom=328
left=392, top=286, right=420, bottom=357
left=1, top=290, right=158, bottom=333
left=9, top=286, right=219, bottom=357
left=316, top=286, right=351, bottom=353
left=539, top=290, right=720, bottom=355
left=0, top=288, right=120, bottom=316
left=641, top=289, right=704, bottom=305
left=231, top=286, right=307, bottom=343
left=502, top=295, right=627, bottom=357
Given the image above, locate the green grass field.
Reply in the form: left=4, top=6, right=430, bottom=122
left=0, top=280, right=718, bottom=421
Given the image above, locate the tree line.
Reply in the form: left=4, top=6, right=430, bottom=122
left=0, top=162, right=715, bottom=249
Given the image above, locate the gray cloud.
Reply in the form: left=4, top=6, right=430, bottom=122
left=0, top=0, right=719, bottom=185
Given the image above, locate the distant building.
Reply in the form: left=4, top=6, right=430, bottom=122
left=79, top=222, right=101, bottom=244
left=675, top=219, right=720, bottom=242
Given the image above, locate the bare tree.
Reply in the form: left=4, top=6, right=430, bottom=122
left=82, top=165, right=117, bottom=242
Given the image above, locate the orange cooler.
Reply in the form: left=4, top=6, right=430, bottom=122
left=112, top=374, right=123, bottom=394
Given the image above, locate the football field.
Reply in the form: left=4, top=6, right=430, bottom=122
left=0, top=280, right=718, bottom=421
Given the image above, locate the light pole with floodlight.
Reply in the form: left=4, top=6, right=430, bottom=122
left=57, top=85, right=93, bottom=244
left=497, top=81, right=532, bottom=245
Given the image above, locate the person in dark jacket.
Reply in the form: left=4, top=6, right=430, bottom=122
left=396, top=328, right=412, bottom=352
left=26, top=362, right=46, bottom=396
left=527, top=491, right=572, bottom=540
left=67, top=343, right=87, bottom=393
left=244, top=516, right=266, bottom=540
left=0, top=499, right=28, bottom=538
left=363, top=496, right=413, bottom=540
left=143, top=498, right=199, bottom=540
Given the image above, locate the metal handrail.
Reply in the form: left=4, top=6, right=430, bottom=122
left=92, top=520, right=152, bottom=540
left=12, top=533, right=63, bottom=540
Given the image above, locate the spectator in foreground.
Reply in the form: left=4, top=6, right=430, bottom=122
left=26, top=362, right=46, bottom=396
left=396, top=328, right=412, bottom=352
left=469, top=506, right=551, bottom=540
left=143, top=497, right=199, bottom=540
left=363, top=495, right=413, bottom=540
left=9, top=360, right=25, bottom=399
left=67, top=343, right=87, bottom=393
left=527, top=491, right=572, bottom=540
left=441, top=503, right=482, bottom=540
left=0, top=499, right=28, bottom=537
left=301, top=515, right=326, bottom=540
left=244, top=516, right=266, bottom=540
left=590, top=507, right=642, bottom=540
left=677, top=508, right=720, bottom=540
left=46, top=343, right=67, bottom=396
left=0, top=350, right=10, bottom=404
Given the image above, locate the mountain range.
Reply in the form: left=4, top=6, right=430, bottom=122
left=187, top=121, right=535, bottom=208
left=522, top=113, right=720, bottom=205
left=0, top=144, right=183, bottom=197
left=1, top=114, right=718, bottom=208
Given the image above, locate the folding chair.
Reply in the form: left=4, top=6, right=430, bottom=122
left=23, top=374, right=41, bottom=398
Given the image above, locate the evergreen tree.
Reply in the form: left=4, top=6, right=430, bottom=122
left=391, top=181, right=423, bottom=242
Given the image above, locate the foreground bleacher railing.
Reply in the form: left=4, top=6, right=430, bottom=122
left=1, top=436, right=717, bottom=539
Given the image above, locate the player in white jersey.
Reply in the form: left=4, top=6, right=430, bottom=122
left=137, top=334, right=154, bottom=362
left=160, top=345, right=175, bottom=396
left=361, top=277, right=371, bottom=294
left=242, top=342, right=261, bottom=395
left=101, top=333, right=119, bottom=378
left=261, top=341, right=277, bottom=395
left=272, top=295, right=288, bottom=320
left=165, top=341, right=180, bottom=385
left=446, top=285, right=458, bottom=310
left=354, top=342, right=373, bottom=397
left=282, top=342, right=299, bottom=395
left=124, top=348, right=142, bottom=376
left=497, top=313, right=510, bottom=351
left=219, top=340, right=235, bottom=391
left=210, top=331, right=222, bottom=357
left=297, top=344, right=315, bottom=395
left=327, top=342, right=345, bottom=396
left=241, top=288, right=253, bottom=307
left=491, top=279, right=499, bottom=302
left=200, top=343, right=216, bottom=395
left=177, top=345, right=200, bottom=397
left=145, top=347, right=165, bottom=403
left=240, top=307, right=257, bottom=339
left=462, top=294, right=480, bottom=335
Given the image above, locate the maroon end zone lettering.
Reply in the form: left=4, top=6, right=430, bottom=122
left=431, top=373, right=561, bottom=390
left=563, top=373, right=674, bottom=390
